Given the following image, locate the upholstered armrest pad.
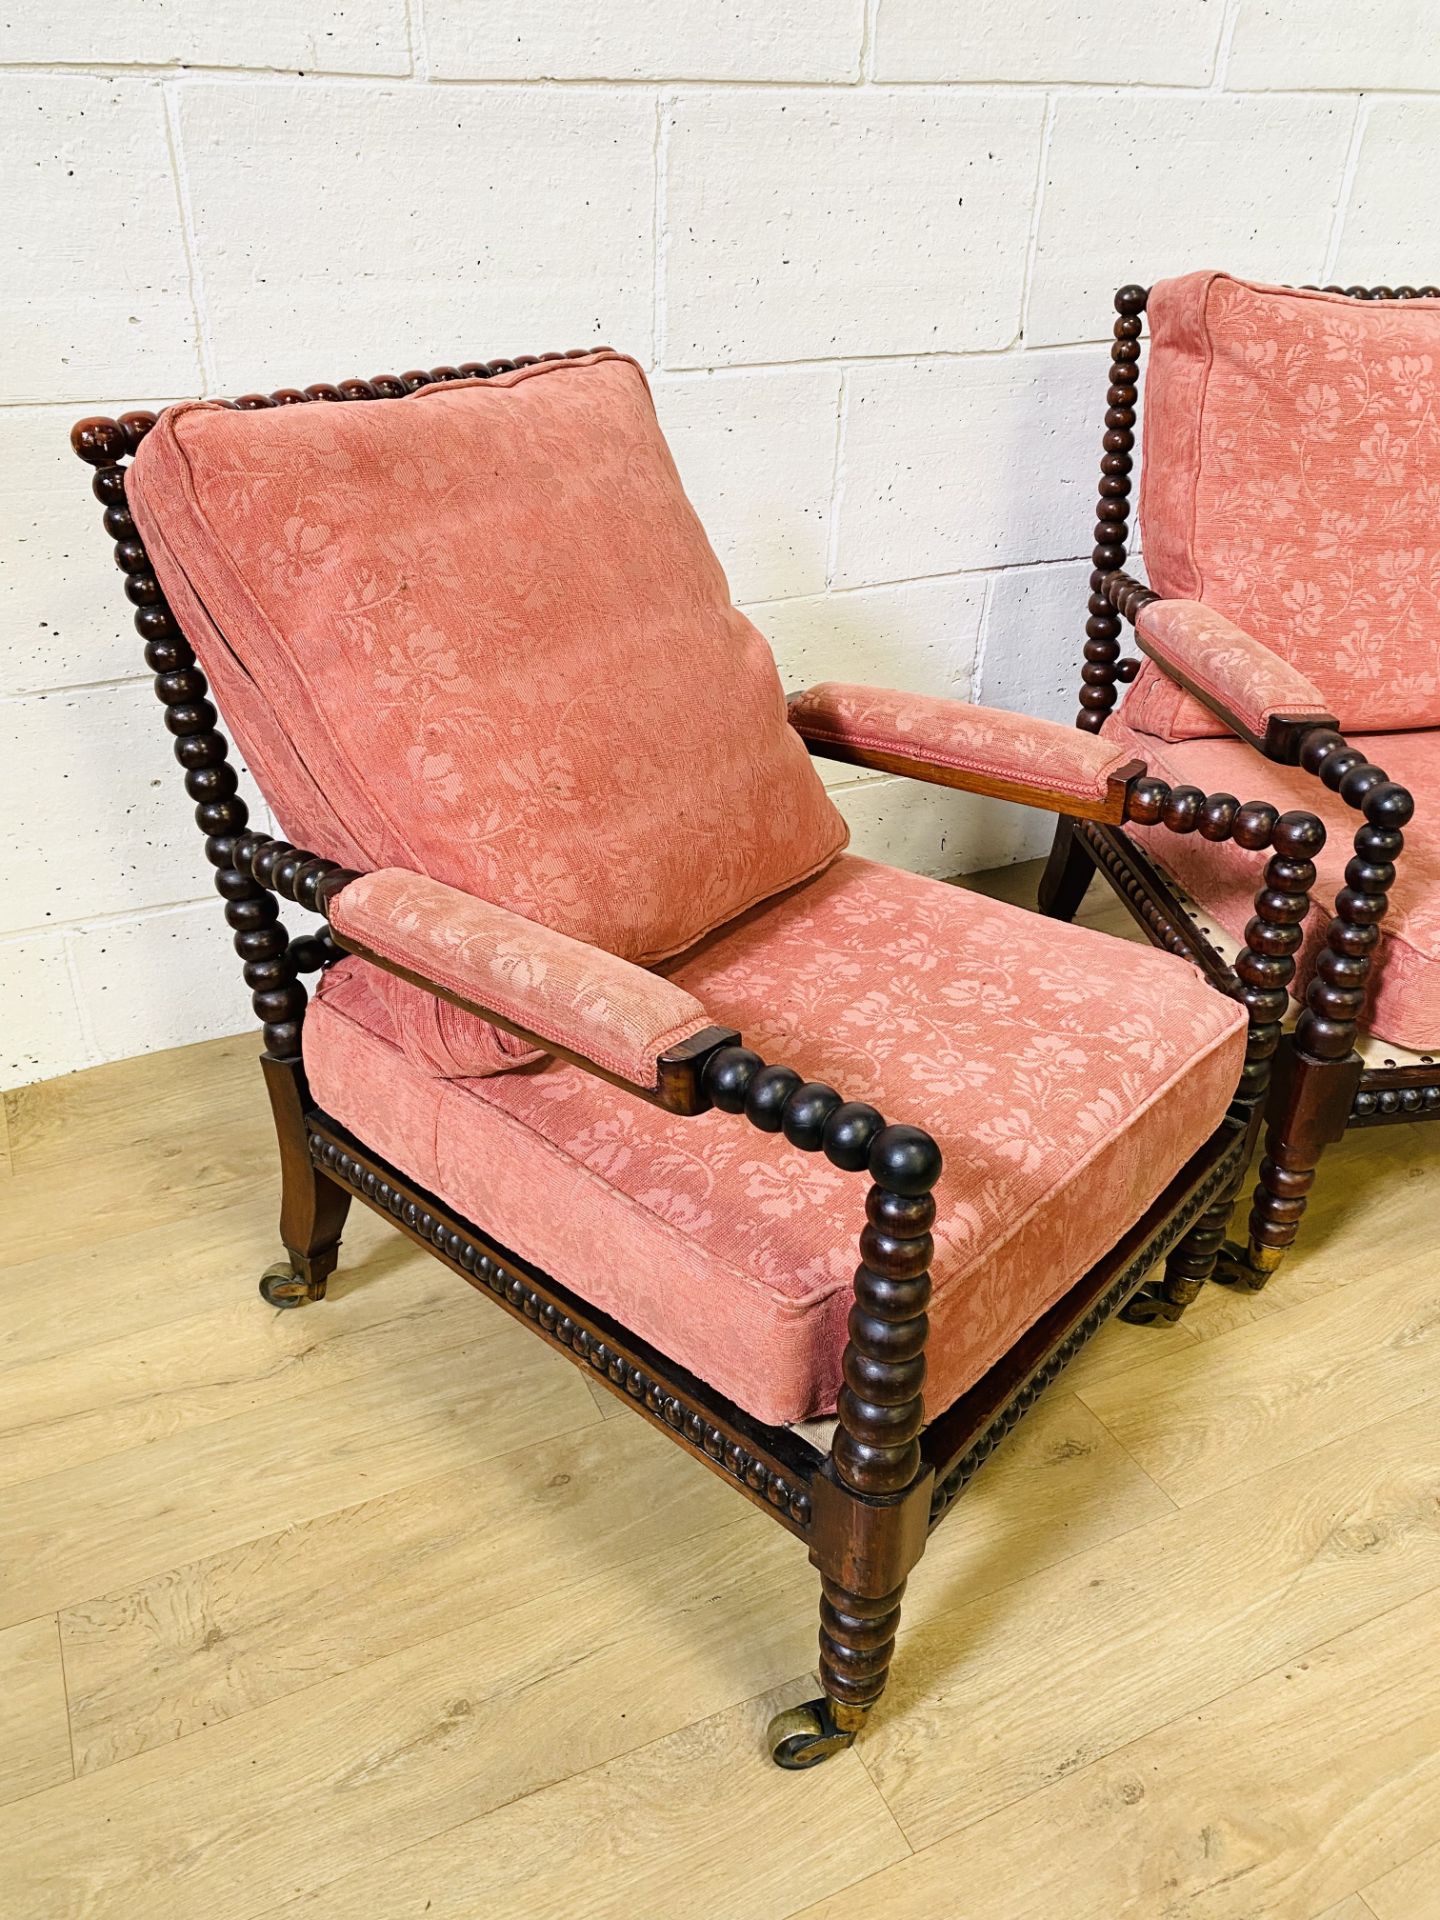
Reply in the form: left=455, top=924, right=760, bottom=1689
left=1135, top=599, right=1330, bottom=737
left=787, top=682, right=1138, bottom=804
left=329, top=868, right=713, bottom=1089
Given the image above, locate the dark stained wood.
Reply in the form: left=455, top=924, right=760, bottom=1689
left=791, top=728, right=1146, bottom=825
left=1114, top=568, right=1339, bottom=761
left=260, top=1054, right=351, bottom=1298
left=1076, top=284, right=1148, bottom=735
left=1055, top=281, right=1435, bottom=1294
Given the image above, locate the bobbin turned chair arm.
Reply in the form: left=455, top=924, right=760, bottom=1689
left=1104, top=573, right=1338, bottom=762
left=1104, top=574, right=1417, bottom=1073
left=787, top=683, right=1145, bottom=824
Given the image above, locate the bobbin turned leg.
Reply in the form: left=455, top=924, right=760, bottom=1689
left=1216, top=745, right=1409, bottom=1287
left=1038, top=816, right=1096, bottom=922
left=1213, top=1148, right=1310, bottom=1290
left=1121, top=1193, right=1234, bottom=1324
left=769, top=1579, right=908, bottom=1768
left=1213, top=1046, right=1359, bottom=1290
left=768, top=1127, right=939, bottom=1768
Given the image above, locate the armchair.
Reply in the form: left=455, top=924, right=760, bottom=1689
left=1041, top=272, right=1438, bottom=1288
left=71, top=349, right=1323, bottom=1774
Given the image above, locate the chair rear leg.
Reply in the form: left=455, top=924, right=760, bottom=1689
left=1038, top=816, right=1096, bottom=922
left=259, top=1054, right=350, bottom=1306
left=1122, top=1192, right=1234, bottom=1323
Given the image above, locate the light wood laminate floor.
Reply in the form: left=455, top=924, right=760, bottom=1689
left=2, top=861, right=1437, bottom=1920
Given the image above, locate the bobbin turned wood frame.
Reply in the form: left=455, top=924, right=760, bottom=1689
left=72, top=358, right=1319, bottom=1770
left=1043, top=280, right=1432, bottom=1290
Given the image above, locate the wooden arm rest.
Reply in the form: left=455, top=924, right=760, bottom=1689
left=232, top=837, right=738, bottom=1113
left=787, top=682, right=1144, bottom=823
left=1104, top=573, right=1338, bottom=762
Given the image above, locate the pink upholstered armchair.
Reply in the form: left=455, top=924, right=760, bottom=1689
left=1042, top=272, right=1439, bottom=1289
left=71, top=349, right=1322, bottom=1772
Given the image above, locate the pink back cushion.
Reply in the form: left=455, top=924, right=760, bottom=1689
left=128, top=354, right=847, bottom=1073
left=1133, top=271, right=1440, bottom=738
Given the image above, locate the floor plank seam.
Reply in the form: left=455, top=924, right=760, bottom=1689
left=1078, top=1408, right=1182, bottom=1514
left=236, top=1669, right=853, bottom=1920
left=849, top=1736, right=917, bottom=1861
left=52, top=1613, right=78, bottom=1786
left=58, top=1500, right=776, bottom=1783
left=1, top=1399, right=611, bottom=1635
left=881, top=1575, right=1440, bottom=1860
left=1075, top=1369, right=1440, bottom=1514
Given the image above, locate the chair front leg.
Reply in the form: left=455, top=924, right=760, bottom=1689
left=1118, top=780, right=1327, bottom=1318
left=1217, top=731, right=1413, bottom=1287
left=259, top=1054, right=352, bottom=1306
left=699, top=1051, right=941, bottom=1767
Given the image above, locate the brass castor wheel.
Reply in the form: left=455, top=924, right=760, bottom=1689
left=1119, top=1283, right=1183, bottom=1326
left=259, top=1262, right=312, bottom=1309
left=1212, top=1241, right=1277, bottom=1291
left=767, top=1699, right=856, bottom=1770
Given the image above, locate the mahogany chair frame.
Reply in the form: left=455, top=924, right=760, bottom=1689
left=73, top=359, right=1325, bottom=1769
left=1042, top=281, right=1431, bottom=1290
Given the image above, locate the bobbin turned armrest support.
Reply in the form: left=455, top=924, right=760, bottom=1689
left=787, top=683, right=1144, bottom=824
left=1105, top=574, right=1338, bottom=762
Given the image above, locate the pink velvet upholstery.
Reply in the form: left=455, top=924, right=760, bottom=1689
left=128, top=354, right=846, bottom=1077
left=1106, top=714, right=1440, bottom=1050
left=1133, top=271, right=1440, bottom=739
left=305, top=855, right=1246, bottom=1426
left=329, top=867, right=712, bottom=1087
left=787, top=682, right=1139, bottom=804
left=1134, top=599, right=1331, bottom=740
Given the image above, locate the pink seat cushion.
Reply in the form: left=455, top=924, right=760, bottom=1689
left=304, top=855, right=1246, bottom=1426
left=1134, top=272, right=1440, bottom=739
left=127, top=354, right=846, bottom=1077
left=1106, top=714, right=1440, bottom=1051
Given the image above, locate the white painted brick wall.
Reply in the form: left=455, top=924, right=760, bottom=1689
left=662, top=89, right=1045, bottom=366
left=0, top=0, right=1430, bottom=1085
left=423, top=1, right=868, bottom=83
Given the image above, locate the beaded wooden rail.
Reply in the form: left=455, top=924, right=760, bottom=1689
left=306, top=1122, right=819, bottom=1533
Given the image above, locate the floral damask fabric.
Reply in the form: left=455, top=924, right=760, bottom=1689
left=1132, top=598, right=1331, bottom=738
left=1134, top=271, right=1440, bottom=737
left=305, top=855, right=1246, bottom=1424
left=1105, top=714, right=1440, bottom=1051
left=787, top=682, right=1138, bottom=801
left=128, top=354, right=847, bottom=1076
left=329, top=866, right=711, bottom=1086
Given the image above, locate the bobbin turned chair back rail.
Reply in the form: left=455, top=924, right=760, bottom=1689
left=70, top=349, right=1309, bottom=1774
left=1049, top=277, right=1433, bottom=1286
